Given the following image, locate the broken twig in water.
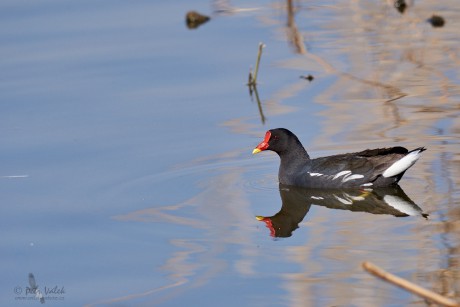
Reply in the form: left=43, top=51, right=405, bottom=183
left=248, top=42, right=265, bottom=86
left=362, top=261, right=459, bottom=307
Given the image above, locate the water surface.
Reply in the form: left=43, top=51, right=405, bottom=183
left=1, top=1, right=460, bottom=306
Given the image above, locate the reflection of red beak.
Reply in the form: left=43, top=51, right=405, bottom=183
left=252, top=131, right=271, bottom=154
left=256, top=216, right=275, bottom=237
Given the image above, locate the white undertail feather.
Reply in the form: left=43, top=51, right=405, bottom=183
left=383, top=195, right=421, bottom=216
left=382, top=149, right=424, bottom=178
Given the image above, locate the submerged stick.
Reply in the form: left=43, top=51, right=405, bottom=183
left=362, top=261, right=459, bottom=307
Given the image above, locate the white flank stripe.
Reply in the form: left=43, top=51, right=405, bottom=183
left=384, top=195, right=421, bottom=216
left=308, top=172, right=323, bottom=177
left=333, top=170, right=351, bottom=180
left=310, top=196, right=324, bottom=200
left=361, top=182, right=373, bottom=187
left=342, top=174, right=364, bottom=182
left=334, top=195, right=352, bottom=205
left=382, top=150, right=422, bottom=178
left=344, top=193, right=365, bottom=201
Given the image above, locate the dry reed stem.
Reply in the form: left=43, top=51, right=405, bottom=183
left=362, top=261, right=459, bottom=307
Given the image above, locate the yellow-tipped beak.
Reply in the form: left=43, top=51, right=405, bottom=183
left=255, top=216, right=265, bottom=220
left=252, top=148, right=262, bottom=155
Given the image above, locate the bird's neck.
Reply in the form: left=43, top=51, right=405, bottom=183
left=278, top=146, right=310, bottom=185
left=278, top=144, right=310, bottom=162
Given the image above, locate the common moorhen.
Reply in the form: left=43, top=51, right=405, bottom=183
left=252, top=128, right=425, bottom=188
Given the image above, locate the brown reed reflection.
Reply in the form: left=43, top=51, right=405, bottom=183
left=267, top=1, right=460, bottom=304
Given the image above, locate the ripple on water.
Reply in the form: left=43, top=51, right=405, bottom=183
left=242, top=172, right=279, bottom=192
left=153, top=151, right=280, bottom=193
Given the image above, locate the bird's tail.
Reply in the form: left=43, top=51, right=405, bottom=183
left=382, top=147, right=426, bottom=178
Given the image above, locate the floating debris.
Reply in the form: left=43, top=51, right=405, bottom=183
left=394, top=0, right=407, bottom=14
left=185, top=11, right=210, bottom=29
left=300, top=74, right=314, bottom=82
left=428, top=15, right=445, bottom=28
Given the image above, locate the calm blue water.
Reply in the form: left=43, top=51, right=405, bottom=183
left=2, top=1, right=460, bottom=306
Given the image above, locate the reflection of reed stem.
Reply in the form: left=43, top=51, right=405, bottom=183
left=252, top=85, right=266, bottom=124
left=284, top=2, right=406, bottom=101
left=363, top=261, right=460, bottom=307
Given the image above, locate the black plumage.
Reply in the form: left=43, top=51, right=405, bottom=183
left=253, top=128, right=425, bottom=188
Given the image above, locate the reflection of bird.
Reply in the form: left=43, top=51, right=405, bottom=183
left=253, top=128, right=425, bottom=188
left=257, top=184, right=427, bottom=238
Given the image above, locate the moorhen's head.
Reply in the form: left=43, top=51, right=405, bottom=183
left=252, top=128, right=302, bottom=155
